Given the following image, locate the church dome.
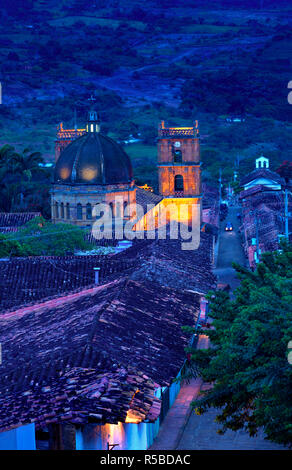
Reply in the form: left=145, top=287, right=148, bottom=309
left=54, top=113, right=133, bottom=185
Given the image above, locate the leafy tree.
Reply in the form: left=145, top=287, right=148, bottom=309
left=277, top=161, right=292, bottom=185
left=9, top=148, right=45, bottom=208
left=0, top=234, right=22, bottom=257
left=187, top=244, right=292, bottom=447
left=0, top=144, right=17, bottom=167
left=11, top=148, right=44, bottom=182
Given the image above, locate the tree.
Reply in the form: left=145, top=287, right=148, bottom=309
left=277, top=161, right=292, bottom=185
left=11, top=148, right=44, bottom=182
left=10, top=148, right=44, bottom=207
left=187, top=244, right=292, bottom=447
left=0, top=234, right=22, bottom=257
left=0, top=144, right=17, bottom=167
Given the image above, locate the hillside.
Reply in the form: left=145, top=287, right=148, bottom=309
left=0, top=0, right=292, bottom=191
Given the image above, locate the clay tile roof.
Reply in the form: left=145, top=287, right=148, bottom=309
left=0, top=212, right=41, bottom=231
left=117, top=232, right=216, bottom=295
left=240, top=168, right=284, bottom=187
left=0, top=278, right=197, bottom=431
left=0, top=254, right=135, bottom=312
left=0, top=229, right=215, bottom=312
left=135, top=188, right=163, bottom=213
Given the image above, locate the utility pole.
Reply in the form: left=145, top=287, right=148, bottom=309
left=219, top=168, right=222, bottom=207
left=255, top=210, right=259, bottom=262
left=284, top=188, right=289, bottom=240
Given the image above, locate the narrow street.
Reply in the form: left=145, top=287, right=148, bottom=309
left=214, top=205, right=247, bottom=290
left=176, top=204, right=286, bottom=450
left=151, top=203, right=286, bottom=450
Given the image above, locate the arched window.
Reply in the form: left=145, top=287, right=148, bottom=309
left=174, top=149, right=182, bottom=163
left=55, top=202, right=59, bottom=219
left=60, top=202, right=64, bottom=219
left=77, top=203, right=83, bottom=220
left=174, top=174, right=184, bottom=191
left=66, top=203, right=70, bottom=219
left=86, top=203, right=92, bottom=220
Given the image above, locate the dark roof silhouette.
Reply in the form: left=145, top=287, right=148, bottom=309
left=0, top=232, right=215, bottom=312
left=0, top=278, right=198, bottom=431
left=54, top=133, right=133, bottom=185
left=240, top=168, right=284, bottom=187
left=0, top=212, right=41, bottom=232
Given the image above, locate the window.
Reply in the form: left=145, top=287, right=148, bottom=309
left=86, top=203, right=92, bottom=220
left=60, top=202, right=64, bottom=219
left=77, top=203, right=83, bottom=220
left=55, top=202, right=59, bottom=219
left=174, top=174, right=184, bottom=191
left=174, top=149, right=182, bottom=163
left=66, top=203, right=70, bottom=219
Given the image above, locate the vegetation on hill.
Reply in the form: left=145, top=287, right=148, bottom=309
left=0, top=1, right=291, bottom=203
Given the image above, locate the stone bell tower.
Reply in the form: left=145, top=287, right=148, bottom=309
left=133, top=121, right=202, bottom=237
left=157, top=120, right=201, bottom=197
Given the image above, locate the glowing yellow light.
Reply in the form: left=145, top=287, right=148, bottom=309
left=101, top=422, right=125, bottom=448
left=125, top=389, right=143, bottom=424
left=60, top=168, right=70, bottom=179
left=81, top=167, right=98, bottom=181
left=134, top=198, right=201, bottom=231
left=169, top=127, right=193, bottom=130
left=125, top=410, right=141, bottom=424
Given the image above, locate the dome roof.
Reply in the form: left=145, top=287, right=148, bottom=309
left=54, top=132, right=133, bottom=185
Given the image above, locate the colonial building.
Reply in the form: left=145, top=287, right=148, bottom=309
left=51, top=111, right=135, bottom=226
left=240, top=156, right=284, bottom=191
left=51, top=114, right=202, bottom=240
left=135, top=121, right=202, bottom=231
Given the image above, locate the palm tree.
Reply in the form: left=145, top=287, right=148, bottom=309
left=0, top=144, right=18, bottom=169
left=11, top=148, right=44, bottom=181
left=10, top=148, right=44, bottom=207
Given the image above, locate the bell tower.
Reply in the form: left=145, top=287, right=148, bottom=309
left=158, top=120, right=201, bottom=197
left=155, top=120, right=202, bottom=228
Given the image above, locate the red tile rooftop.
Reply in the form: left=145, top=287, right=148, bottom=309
left=0, top=278, right=199, bottom=432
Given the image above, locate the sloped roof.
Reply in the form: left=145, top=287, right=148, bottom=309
left=240, top=168, right=284, bottom=186
left=0, top=229, right=215, bottom=312
left=135, top=188, right=163, bottom=213
left=0, top=278, right=197, bottom=431
left=0, top=254, right=135, bottom=312
left=0, top=212, right=41, bottom=231
left=239, top=184, right=275, bottom=199
left=117, top=232, right=216, bottom=295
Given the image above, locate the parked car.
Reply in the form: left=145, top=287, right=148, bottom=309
left=225, top=222, right=233, bottom=231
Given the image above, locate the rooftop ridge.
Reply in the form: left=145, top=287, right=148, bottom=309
left=0, top=279, right=122, bottom=321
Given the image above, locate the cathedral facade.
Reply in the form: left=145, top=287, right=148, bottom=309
left=51, top=111, right=136, bottom=226
left=51, top=113, right=201, bottom=234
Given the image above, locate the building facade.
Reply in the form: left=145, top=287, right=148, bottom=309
left=51, top=111, right=136, bottom=227
left=51, top=115, right=202, bottom=238
left=135, top=121, right=202, bottom=232
left=157, top=120, right=201, bottom=198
